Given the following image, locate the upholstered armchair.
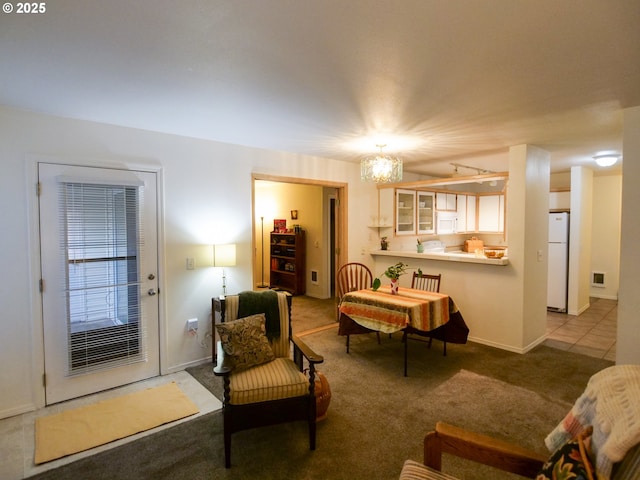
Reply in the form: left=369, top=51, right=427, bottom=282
left=213, top=290, right=324, bottom=468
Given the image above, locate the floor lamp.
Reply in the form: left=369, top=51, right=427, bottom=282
left=213, top=244, right=236, bottom=296
left=257, top=216, right=269, bottom=288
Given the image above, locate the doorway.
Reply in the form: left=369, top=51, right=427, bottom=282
left=252, top=174, right=347, bottom=299
left=38, top=163, right=161, bottom=404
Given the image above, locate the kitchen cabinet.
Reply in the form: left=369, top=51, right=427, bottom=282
left=416, top=191, right=435, bottom=234
left=436, top=192, right=457, bottom=211
left=477, top=194, right=505, bottom=232
left=395, top=189, right=416, bottom=235
left=456, top=194, right=477, bottom=233
left=549, top=190, right=570, bottom=211
left=467, top=195, right=477, bottom=232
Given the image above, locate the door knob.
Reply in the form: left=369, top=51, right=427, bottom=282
left=148, top=288, right=157, bottom=296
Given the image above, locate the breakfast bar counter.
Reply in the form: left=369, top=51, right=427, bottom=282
left=371, top=249, right=509, bottom=265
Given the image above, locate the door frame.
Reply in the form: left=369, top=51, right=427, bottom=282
left=251, top=173, right=348, bottom=299
left=25, top=155, right=167, bottom=410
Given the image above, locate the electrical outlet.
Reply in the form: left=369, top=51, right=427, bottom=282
left=187, top=318, right=198, bottom=334
left=186, top=257, right=195, bottom=270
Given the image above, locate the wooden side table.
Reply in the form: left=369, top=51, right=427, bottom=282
left=211, top=295, right=225, bottom=364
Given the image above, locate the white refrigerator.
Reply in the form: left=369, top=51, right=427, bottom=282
left=547, top=212, right=569, bottom=312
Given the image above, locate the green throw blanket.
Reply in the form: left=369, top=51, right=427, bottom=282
left=237, top=290, right=282, bottom=340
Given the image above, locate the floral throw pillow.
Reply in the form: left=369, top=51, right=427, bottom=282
left=536, top=426, right=594, bottom=480
left=216, top=314, right=275, bottom=371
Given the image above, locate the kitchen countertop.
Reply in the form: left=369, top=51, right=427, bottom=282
left=371, top=249, right=509, bottom=266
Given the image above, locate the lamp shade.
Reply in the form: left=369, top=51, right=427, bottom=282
left=213, top=244, right=236, bottom=267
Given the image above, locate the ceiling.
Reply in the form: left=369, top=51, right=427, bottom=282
left=1, top=0, right=638, bottom=177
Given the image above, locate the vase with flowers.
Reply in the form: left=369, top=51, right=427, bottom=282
left=372, top=262, right=412, bottom=295
left=380, top=236, right=389, bottom=250
left=417, top=238, right=424, bottom=253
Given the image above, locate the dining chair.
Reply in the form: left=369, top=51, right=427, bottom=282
left=405, top=272, right=447, bottom=359
left=336, top=262, right=380, bottom=351
left=411, top=272, right=441, bottom=292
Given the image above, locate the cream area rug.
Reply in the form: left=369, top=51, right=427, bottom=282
left=34, top=381, right=200, bottom=464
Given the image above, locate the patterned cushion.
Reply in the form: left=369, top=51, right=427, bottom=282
left=399, top=460, right=460, bottom=480
left=223, top=291, right=291, bottom=358
left=229, top=357, right=309, bottom=405
left=216, top=314, right=275, bottom=371
left=536, top=428, right=594, bottom=480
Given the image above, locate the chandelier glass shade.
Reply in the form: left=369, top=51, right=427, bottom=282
left=360, top=146, right=403, bottom=183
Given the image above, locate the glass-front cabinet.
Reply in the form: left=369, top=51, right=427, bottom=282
left=416, top=191, right=435, bottom=234
left=395, top=189, right=415, bottom=235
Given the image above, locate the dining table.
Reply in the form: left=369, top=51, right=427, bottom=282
left=338, top=285, right=469, bottom=375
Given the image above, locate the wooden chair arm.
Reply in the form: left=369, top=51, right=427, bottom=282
left=424, top=422, right=547, bottom=478
left=213, top=341, right=232, bottom=376
left=292, top=334, right=324, bottom=364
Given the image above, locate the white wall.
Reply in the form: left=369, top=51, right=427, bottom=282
left=0, top=106, right=362, bottom=418
left=618, top=106, right=640, bottom=364
left=508, top=145, right=550, bottom=348
left=568, top=167, right=594, bottom=315
left=590, top=175, right=621, bottom=299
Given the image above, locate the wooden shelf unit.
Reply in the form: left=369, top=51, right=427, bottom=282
left=269, top=231, right=306, bottom=295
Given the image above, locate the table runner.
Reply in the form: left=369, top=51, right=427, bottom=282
left=339, top=286, right=455, bottom=334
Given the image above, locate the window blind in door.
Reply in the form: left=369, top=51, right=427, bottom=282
left=58, top=178, right=147, bottom=375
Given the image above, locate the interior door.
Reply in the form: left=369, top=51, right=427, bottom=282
left=38, top=163, right=160, bottom=405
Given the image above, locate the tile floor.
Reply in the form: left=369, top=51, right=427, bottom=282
left=543, top=297, right=617, bottom=361
left=0, top=370, right=222, bottom=480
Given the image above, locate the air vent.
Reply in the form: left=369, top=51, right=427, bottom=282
left=591, top=271, right=605, bottom=288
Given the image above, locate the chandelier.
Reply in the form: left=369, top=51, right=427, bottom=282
left=360, top=144, right=403, bottom=183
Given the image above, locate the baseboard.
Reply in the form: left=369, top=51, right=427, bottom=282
left=304, top=293, right=332, bottom=300
left=467, top=336, right=527, bottom=354
left=0, top=402, right=37, bottom=420
left=467, top=333, right=547, bottom=355
left=568, top=302, right=591, bottom=316
left=522, top=334, right=548, bottom=353
left=590, top=293, right=619, bottom=301
left=166, top=357, right=213, bottom=374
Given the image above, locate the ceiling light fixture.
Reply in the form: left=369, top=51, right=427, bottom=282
left=361, top=144, right=403, bottom=183
left=593, top=154, right=620, bottom=167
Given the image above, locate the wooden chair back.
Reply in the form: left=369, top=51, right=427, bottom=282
left=411, top=272, right=441, bottom=292
left=336, top=262, right=373, bottom=321
left=337, top=262, right=373, bottom=300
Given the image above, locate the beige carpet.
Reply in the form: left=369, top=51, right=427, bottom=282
left=34, top=381, right=199, bottom=464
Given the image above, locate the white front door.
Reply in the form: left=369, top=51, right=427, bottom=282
left=38, top=163, right=160, bottom=405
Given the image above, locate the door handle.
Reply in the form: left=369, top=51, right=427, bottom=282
left=148, top=288, right=157, bottom=296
